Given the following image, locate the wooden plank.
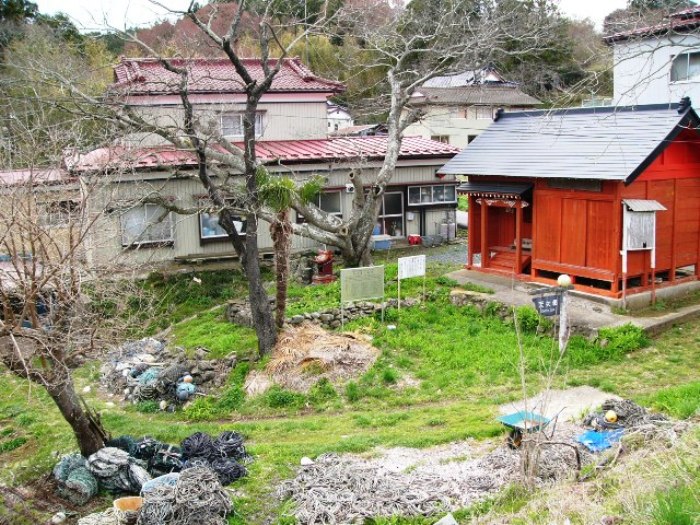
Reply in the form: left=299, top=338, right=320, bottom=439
left=532, top=259, right=615, bottom=281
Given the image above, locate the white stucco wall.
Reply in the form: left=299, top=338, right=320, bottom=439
left=327, top=109, right=354, bottom=133
left=403, top=106, right=497, bottom=148
left=613, top=34, right=700, bottom=106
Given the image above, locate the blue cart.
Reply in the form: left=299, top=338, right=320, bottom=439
left=497, top=411, right=552, bottom=448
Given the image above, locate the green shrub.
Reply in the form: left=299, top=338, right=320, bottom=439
left=264, top=386, right=306, bottom=409
left=598, top=324, right=649, bottom=354
left=650, top=485, right=700, bottom=525
left=458, top=194, right=469, bottom=211
left=309, top=378, right=338, bottom=405
left=135, top=400, right=160, bottom=413
left=345, top=381, right=361, bottom=402
left=643, top=381, right=700, bottom=419
left=0, top=436, right=27, bottom=454
left=184, top=362, right=249, bottom=421
left=435, top=276, right=458, bottom=287
left=515, top=306, right=541, bottom=333
left=381, top=368, right=399, bottom=384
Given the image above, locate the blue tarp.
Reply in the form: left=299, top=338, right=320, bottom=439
left=576, top=429, right=625, bottom=452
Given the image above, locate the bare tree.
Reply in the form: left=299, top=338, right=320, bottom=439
left=0, top=168, right=120, bottom=456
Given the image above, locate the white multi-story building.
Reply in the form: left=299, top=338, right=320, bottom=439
left=607, top=7, right=700, bottom=106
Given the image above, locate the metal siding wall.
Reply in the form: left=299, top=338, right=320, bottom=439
left=88, top=163, right=454, bottom=265
left=124, top=101, right=328, bottom=146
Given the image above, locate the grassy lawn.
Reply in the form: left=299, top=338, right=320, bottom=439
left=1, top=258, right=699, bottom=524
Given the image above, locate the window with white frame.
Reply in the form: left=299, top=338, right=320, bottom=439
left=408, top=184, right=457, bottom=206
left=220, top=112, right=264, bottom=137
left=199, top=209, right=246, bottom=240
left=297, top=191, right=342, bottom=223
left=120, top=204, right=174, bottom=246
left=376, top=192, right=404, bottom=237
left=671, top=52, right=700, bottom=82
left=41, top=200, right=81, bottom=226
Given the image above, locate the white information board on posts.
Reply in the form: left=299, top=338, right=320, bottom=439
left=398, top=255, right=426, bottom=280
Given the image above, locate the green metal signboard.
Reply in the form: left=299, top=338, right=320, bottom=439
left=340, top=265, right=385, bottom=303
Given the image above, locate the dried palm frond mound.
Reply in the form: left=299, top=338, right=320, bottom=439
left=245, top=322, right=379, bottom=394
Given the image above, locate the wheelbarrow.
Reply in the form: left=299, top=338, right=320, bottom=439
left=497, top=411, right=552, bottom=448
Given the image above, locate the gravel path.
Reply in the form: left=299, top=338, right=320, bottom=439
left=426, top=241, right=467, bottom=267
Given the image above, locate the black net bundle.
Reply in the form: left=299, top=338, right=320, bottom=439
left=134, top=437, right=163, bottom=462
left=181, top=432, right=216, bottom=461
left=106, top=435, right=139, bottom=456
left=182, top=457, right=211, bottom=470
left=149, top=444, right=184, bottom=477
left=213, top=431, right=248, bottom=461
left=210, top=458, right=247, bottom=486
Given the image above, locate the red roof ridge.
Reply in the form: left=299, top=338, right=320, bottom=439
left=112, top=56, right=344, bottom=93
left=606, top=6, right=700, bottom=42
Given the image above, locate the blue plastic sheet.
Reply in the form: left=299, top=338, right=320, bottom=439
left=576, top=429, right=624, bottom=452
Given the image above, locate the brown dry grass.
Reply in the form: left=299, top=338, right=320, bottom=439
left=245, top=323, right=379, bottom=395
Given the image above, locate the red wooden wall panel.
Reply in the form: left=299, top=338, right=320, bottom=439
left=586, top=200, right=616, bottom=271
left=560, top=199, right=587, bottom=266
left=533, top=194, right=561, bottom=262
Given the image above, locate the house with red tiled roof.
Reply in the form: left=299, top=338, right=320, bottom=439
left=606, top=6, right=700, bottom=107
left=75, top=57, right=460, bottom=266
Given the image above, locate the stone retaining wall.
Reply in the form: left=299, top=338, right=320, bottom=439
left=226, top=297, right=421, bottom=329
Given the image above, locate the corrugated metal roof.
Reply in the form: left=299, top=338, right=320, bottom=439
left=423, top=68, right=509, bottom=88
left=457, top=182, right=532, bottom=196
left=412, top=86, right=541, bottom=107
left=0, top=168, right=69, bottom=187
left=70, top=136, right=460, bottom=172
left=623, top=199, right=667, bottom=212
left=438, top=104, right=699, bottom=183
left=111, top=57, right=345, bottom=95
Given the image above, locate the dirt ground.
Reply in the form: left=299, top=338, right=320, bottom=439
left=499, top=386, right=622, bottom=423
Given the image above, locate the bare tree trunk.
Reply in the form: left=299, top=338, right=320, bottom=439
left=243, top=213, right=277, bottom=355
left=46, top=376, right=105, bottom=457
left=270, top=210, right=292, bottom=329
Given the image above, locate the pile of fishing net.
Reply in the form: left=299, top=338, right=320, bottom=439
left=179, top=431, right=249, bottom=485
left=101, top=338, right=236, bottom=408
left=55, top=431, right=250, bottom=508
left=76, top=467, right=232, bottom=525
left=584, top=399, right=668, bottom=430
left=88, top=447, right=152, bottom=494
left=137, top=466, right=232, bottom=525
left=53, top=454, right=99, bottom=506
